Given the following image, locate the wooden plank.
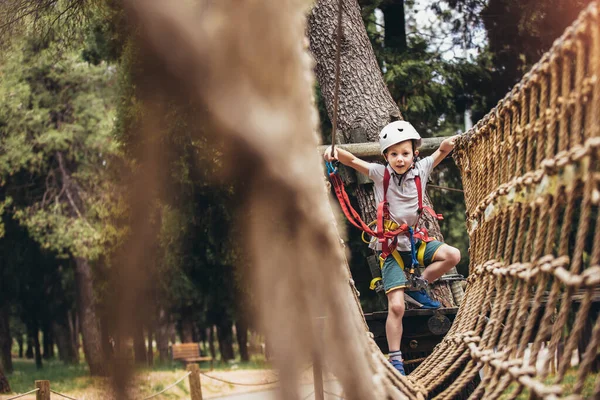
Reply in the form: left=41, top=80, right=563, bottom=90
left=364, top=307, right=459, bottom=320
left=317, top=137, right=446, bottom=159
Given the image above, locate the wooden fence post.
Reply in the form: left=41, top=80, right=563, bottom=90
left=187, top=363, right=203, bottom=400
left=313, top=318, right=325, bottom=400
left=35, top=380, right=50, bottom=400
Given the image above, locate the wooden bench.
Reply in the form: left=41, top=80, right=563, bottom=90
left=171, top=343, right=213, bottom=369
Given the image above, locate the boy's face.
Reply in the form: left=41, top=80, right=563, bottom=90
left=384, top=140, right=414, bottom=175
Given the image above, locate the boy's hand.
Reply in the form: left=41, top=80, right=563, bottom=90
left=439, top=135, right=458, bottom=154
left=432, top=135, right=459, bottom=167
left=323, top=146, right=339, bottom=162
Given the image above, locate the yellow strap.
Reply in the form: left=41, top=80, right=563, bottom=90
left=362, top=219, right=401, bottom=244
left=417, top=240, right=427, bottom=266
left=379, top=250, right=405, bottom=270
left=369, top=277, right=382, bottom=290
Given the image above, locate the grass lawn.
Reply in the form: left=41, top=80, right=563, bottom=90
left=2, top=355, right=274, bottom=399
left=499, top=368, right=598, bottom=399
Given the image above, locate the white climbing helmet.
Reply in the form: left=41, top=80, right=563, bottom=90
left=378, top=121, right=422, bottom=154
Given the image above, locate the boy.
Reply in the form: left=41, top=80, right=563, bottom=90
left=324, top=120, right=461, bottom=375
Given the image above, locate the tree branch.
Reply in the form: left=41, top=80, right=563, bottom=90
left=55, top=151, right=95, bottom=231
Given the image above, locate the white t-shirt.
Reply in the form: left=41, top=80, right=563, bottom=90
left=368, top=156, right=434, bottom=251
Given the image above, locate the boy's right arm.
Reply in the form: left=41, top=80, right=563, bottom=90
left=323, top=146, right=371, bottom=176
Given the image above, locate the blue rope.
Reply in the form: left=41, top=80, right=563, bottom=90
left=325, top=161, right=338, bottom=175
left=408, top=227, right=419, bottom=267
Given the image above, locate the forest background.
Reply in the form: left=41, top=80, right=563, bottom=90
left=0, top=0, right=594, bottom=391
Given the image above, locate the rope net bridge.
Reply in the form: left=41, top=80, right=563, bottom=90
left=411, top=2, right=600, bottom=398
left=121, top=0, right=600, bottom=399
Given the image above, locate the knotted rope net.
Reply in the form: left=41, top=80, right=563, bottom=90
left=438, top=3, right=600, bottom=398
left=122, top=0, right=599, bottom=399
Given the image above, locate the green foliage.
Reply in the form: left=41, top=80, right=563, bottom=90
left=111, top=38, right=245, bottom=332
left=0, top=35, right=125, bottom=260
left=440, top=0, right=595, bottom=120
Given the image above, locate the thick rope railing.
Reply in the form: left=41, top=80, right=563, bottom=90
left=198, top=371, right=280, bottom=387
left=3, top=370, right=197, bottom=400
left=408, top=2, right=600, bottom=398
left=4, top=388, right=39, bottom=400
left=140, top=371, right=192, bottom=400
left=49, top=389, right=79, bottom=400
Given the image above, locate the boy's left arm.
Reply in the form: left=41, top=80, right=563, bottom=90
left=431, top=135, right=459, bottom=168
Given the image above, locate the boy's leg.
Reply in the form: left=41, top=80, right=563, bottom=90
left=422, top=244, right=461, bottom=283
left=386, top=288, right=406, bottom=375
left=386, top=288, right=405, bottom=352
left=380, top=253, right=409, bottom=375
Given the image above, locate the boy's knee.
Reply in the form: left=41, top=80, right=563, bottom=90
left=439, top=245, right=460, bottom=266
left=388, top=298, right=405, bottom=317
left=448, top=246, right=461, bottom=265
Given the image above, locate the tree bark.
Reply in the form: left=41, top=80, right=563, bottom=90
left=0, top=366, right=10, bottom=394
left=53, top=320, right=78, bottom=364
left=208, top=326, right=216, bottom=361
left=0, top=305, right=13, bottom=373
left=180, top=309, right=194, bottom=343
left=30, top=325, right=42, bottom=369
left=17, top=334, right=23, bottom=358
left=69, top=310, right=80, bottom=363
left=216, top=321, right=234, bottom=362
left=155, top=307, right=170, bottom=362
left=100, top=316, right=113, bottom=362
left=308, top=0, right=400, bottom=141
left=146, top=328, right=154, bottom=366
left=73, top=256, right=107, bottom=376
left=42, top=323, right=54, bottom=359
left=235, top=320, right=249, bottom=362
left=26, top=334, right=33, bottom=359
left=133, top=324, right=147, bottom=365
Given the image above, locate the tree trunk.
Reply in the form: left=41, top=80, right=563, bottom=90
left=69, top=310, right=80, bottom=363
left=235, top=320, right=249, bottom=362
left=31, top=325, right=42, bottom=369
left=380, top=0, right=407, bottom=53
left=17, top=335, right=23, bottom=358
left=0, top=366, right=10, bottom=394
left=146, top=328, right=154, bottom=366
left=53, top=320, right=78, bottom=364
left=100, top=316, right=113, bottom=362
left=42, top=323, right=54, bottom=359
left=308, top=0, right=400, bottom=141
left=198, top=325, right=208, bottom=355
left=73, top=256, right=107, bottom=376
left=25, top=334, right=33, bottom=359
left=0, top=305, right=13, bottom=373
left=133, top=324, right=147, bottom=365
left=180, top=309, right=194, bottom=343
left=156, top=307, right=170, bottom=362
left=216, top=320, right=234, bottom=362
left=208, top=326, right=216, bottom=361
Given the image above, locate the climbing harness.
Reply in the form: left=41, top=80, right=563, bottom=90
left=327, top=162, right=442, bottom=291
